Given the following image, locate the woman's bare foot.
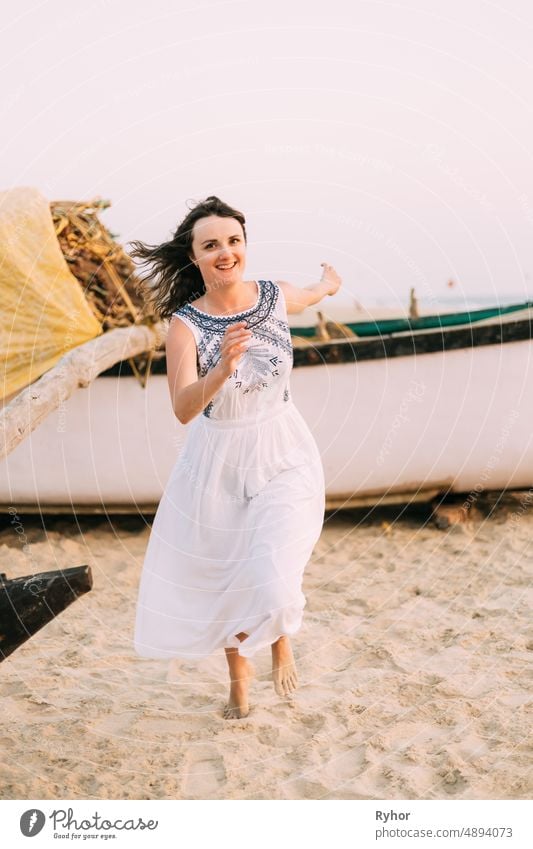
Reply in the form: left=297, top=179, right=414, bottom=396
left=271, top=635, right=298, bottom=697
left=223, top=650, right=255, bottom=720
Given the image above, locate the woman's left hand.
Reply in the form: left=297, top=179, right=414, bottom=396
left=320, top=263, right=342, bottom=296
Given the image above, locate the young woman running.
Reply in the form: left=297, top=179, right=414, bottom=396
left=132, top=196, right=341, bottom=719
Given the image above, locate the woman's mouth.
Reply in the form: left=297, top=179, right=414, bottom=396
left=216, top=261, right=237, bottom=271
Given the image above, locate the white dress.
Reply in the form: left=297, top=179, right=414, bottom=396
left=134, top=279, right=325, bottom=660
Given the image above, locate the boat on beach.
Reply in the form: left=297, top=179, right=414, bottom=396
left=2, top=186, right=533, bottom=512
left=290, top=299, right=533, bottom=339
left=2, top=304, right=533, bottom=511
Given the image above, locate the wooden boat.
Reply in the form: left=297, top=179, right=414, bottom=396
left=0, top=565, right=92, bottom=661
left=1, top=306, right=533, bottom=511
left=291, top=299, right=533, bottom=338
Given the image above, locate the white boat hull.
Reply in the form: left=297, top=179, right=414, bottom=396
left=2, top=338, right=532, bottom=509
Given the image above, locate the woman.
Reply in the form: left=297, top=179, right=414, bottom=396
left=131, top=196, right=341, bottom=719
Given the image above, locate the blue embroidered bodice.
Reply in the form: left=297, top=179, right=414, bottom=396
left=172, top=280, right=293, bottom=420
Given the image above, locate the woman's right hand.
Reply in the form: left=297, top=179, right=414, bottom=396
left=217, top=321, right=252, bottom=377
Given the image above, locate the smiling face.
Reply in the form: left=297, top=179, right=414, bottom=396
left=189, top=215, right=246, bottom=289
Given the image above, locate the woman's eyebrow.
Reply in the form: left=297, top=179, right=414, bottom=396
left=200, top=235, right=241, bottom=246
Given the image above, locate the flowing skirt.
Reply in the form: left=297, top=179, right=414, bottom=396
left=134, top=401, right=325, bottom=659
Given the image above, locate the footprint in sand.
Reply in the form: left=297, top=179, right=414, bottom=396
left=433, top=752, right=469, bottom=796
left=298, top=712, right=327, bottom=734
left=282, top=777, right=331, bottom=799
left=180, top=748, right=227, bottom=798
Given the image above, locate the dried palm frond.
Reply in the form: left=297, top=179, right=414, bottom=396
left=50, top=197, right=159, bottom=386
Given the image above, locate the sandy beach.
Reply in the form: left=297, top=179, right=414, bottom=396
left=0, top=502, right=531, bottom=801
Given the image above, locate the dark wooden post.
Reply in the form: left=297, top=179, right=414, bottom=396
left=0, top=565, right=93, bottom=662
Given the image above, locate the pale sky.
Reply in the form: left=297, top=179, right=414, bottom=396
left=2, top=0, right=533, bottom=308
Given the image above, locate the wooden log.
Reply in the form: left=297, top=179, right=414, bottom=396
left=0, top=565, right=93, bottom=661
left=0, top=321, right=167, bottom=460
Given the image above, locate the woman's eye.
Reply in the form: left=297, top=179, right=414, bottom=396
left=203, top=238, right=239, bottom=249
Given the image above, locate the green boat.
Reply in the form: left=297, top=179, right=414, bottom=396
left=290, top=300, right=533, bottom=338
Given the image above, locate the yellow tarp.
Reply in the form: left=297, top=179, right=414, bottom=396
left=0, top=187, right=102, bottom=402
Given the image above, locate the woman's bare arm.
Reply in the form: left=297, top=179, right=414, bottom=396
left=166, top=318, right=228, bottom=424
left=276, top=263, right=342, bottom=314
left=166, top=317, right=251, bottom=425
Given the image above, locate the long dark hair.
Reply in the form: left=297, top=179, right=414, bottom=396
left=128, top=195, right=247, bottom=320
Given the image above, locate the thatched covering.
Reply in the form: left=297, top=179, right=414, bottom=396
left=50, top=197, right=158, bottom=386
